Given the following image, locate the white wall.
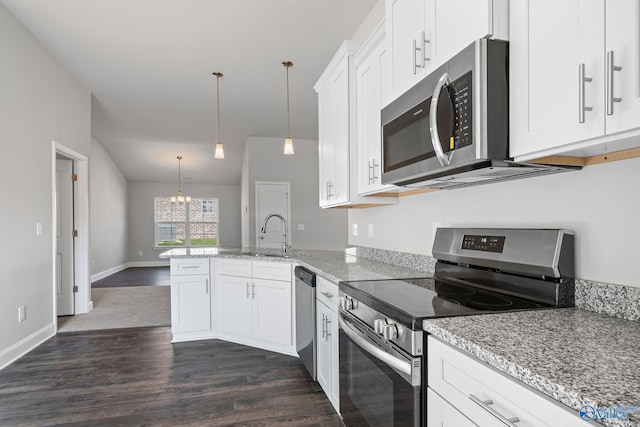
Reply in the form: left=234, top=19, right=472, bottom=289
left=127, top=181, right=241, bottom=262
left=243, top=137, right=348, bottom=250
left=0, top=5, right=91, bottom=367
left=349, top=157, right=640, bottom=288
left=90, top=138, right=128, bottom=276
left=351, top=0, right=384, bottom=42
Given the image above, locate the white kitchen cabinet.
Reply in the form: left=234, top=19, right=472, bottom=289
left=427, top=336, right=601, bottom=427
left=315, top=40, right=399, bottom=208
left=354, top=21, right=398, bottom=197
left=385, top=0, right=507, bottom=101
left=316, top=276, right=339, bottom=412
left=427, top=388, right=476, bottom=427
left=510, top=0, right=640, bottom=160
left=215, top=258, right=294, bottom=355
left=316, top=41, right=357, bottom=208
left=170, top=258, right=213, bottom=342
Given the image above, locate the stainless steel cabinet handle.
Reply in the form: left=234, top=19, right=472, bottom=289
left=246, top=283, right=250, bottom=298
left=372, top=160, right=379, bottom=182
left=422, top=30, right=431, bottom=64
left=321, top=291, right=333, bottom=300
left=368, top=160, right=374, bottom=184
left=578, top=63, right=593, bottom=123
left=181, top=265, right=200, bottom=269
left=606, top=50, right=622, bottom=115
left=205, top=278, right=209, bottom=294
left=429, top=72, right=453, bottom=167
left=252, top=283, right=255, bottom=299
left=324, top=316, right=331, bottom=338
left=469, top=394, right=520, bottom=426
left=413, top=39, right=421, bottom=75
left=321, top=313, right=327, bottom=339
left=327, top=181, right=334, bottom=199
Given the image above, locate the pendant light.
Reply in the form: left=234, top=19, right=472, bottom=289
left=213, top=72, right=225, bottom=159
left=170, top=156, right=191, bottom=205
left=282, top=61, right=294, bottom=155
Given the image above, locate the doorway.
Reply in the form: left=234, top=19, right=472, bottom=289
left=52, top=141, right=91, bottom=327
left=255, top=182, right=291, bottom=249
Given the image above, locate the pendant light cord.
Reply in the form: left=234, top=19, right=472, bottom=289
left=286, top=65, right=291, bottom=138
left=216, top=75, right=221, bottom=144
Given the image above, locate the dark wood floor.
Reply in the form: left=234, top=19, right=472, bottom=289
left=0, top=327, right=343, bottom=426
left=92, top=267, right=170, bottom=288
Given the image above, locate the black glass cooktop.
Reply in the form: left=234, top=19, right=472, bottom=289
left=339, top=276, right=553, bottom=330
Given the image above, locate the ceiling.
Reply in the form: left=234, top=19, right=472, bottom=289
left=1, top=0, right=378, bottom=185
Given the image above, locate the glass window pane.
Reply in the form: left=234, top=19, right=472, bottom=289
left=189, top=222, right=218, bottom=246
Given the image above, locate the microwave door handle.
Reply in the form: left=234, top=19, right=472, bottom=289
left=429, top=72, right=452, bottom=167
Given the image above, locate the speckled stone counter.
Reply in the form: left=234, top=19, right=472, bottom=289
left=424, top=309, right=640, bottom=427
left=159, top=247, right=427, bottom=284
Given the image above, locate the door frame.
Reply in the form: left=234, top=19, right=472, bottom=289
left=51, top=141, right=92, bottom=327
left=254, top=181, right=292, bottom=248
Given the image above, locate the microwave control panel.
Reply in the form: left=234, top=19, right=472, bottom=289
left=451, top=71, right=473, bottom=151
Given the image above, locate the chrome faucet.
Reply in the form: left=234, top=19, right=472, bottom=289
left=260, top=213, right=290, bottom=255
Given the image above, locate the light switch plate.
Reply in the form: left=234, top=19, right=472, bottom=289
left=368, top=224, right=374, bottom=238
left=352, top=223, right=358, bottom=236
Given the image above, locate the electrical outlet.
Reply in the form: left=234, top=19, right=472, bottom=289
left=91, top=259, right=95, bottom=268
left=297, top=224, right=305, bottom=231
left=138, top=250, right=143, bottom=257
left=368, top=224, right=374, bottom=238
left=18, top=305, right=26, bottom=323
left=36, top=222, right=43, bottom=236
left=352, top=223, right=358, bottom=236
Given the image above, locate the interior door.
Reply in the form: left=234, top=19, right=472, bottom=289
left=256, top=182, right=290, bottom=249
left=56, top=158, right=75, bottom=316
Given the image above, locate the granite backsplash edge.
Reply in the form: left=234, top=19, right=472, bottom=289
left=351, top=245, right=640, bottom=322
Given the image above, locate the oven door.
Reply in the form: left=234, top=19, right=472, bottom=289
left=339, top=311, right=423, bottom=427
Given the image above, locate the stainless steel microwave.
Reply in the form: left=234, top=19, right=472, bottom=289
left=381, top=39, right=576, bottom=189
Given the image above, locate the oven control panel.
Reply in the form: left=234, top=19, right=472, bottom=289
left=461, top=234, right=505, bottom=253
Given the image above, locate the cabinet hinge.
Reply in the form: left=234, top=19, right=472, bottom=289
left=72, top=285, right=78, bottom=293
left=72, top=229, right=78, bottom=237
left=71, top=173, right=78, bottom=182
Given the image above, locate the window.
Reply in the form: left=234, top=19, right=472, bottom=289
left=154, top=197, right=219, bottom=246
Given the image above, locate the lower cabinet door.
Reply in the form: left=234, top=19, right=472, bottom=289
left=253, top=278, right=292, bottom=346
left=427, top=388, right=477, bottom=427
left=216, top=274, right=253, bottom=338
left=171, top=274, right=211, bottom=334
left=316, top=300, right=339, bottom=411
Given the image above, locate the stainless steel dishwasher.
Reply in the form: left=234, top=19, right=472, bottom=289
left=295, top=266, right=316, bottom=380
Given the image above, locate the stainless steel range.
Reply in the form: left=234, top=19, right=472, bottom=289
left=338, top=228, right=575, bottom=427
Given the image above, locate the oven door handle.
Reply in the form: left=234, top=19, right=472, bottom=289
left=339, top=315, right=411, bottom=376
left=429, top=72, right=453, bottom=167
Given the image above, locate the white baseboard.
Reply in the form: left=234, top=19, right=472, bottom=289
left=0, top=323, right=55, bottom=371
left=128, top=261, right=170, bottom=268
left=91, top=263, right=129, bottom=283
left=91, top=261, right=170, bottom=282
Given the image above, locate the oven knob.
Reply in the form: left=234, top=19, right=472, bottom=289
left=374, top=319, right=386, bottom=334
left=382, top=324, right=398, bottom=341
left=339, top=297, right=354, bottom=310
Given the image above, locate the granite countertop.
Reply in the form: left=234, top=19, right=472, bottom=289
left=159, top=247, right=427, bottom=283
left=424, top=309, right=640, bottom=427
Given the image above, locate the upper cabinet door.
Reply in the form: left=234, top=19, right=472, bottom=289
left=431, top=0, right=502, bottom=60
left=386, top=0, right=507, bottom=103
left=386, top=0, right=427, bottom=98
left=605, top=0, right=640, bottom=135
left=510, top=0, right=605, bottom=159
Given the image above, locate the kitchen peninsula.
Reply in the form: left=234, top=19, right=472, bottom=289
left=161, top=246, right=640, bottom=427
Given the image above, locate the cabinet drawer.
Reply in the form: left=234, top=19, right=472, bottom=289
left=170, top=258, right=209, bottom=275
left=215, top=258, right=252, bottom=277
left=428, top=336, right=596, bottom=427
left=316, top=276, right=338, bottom=311
left=252, top=261, right=292, bottom=282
